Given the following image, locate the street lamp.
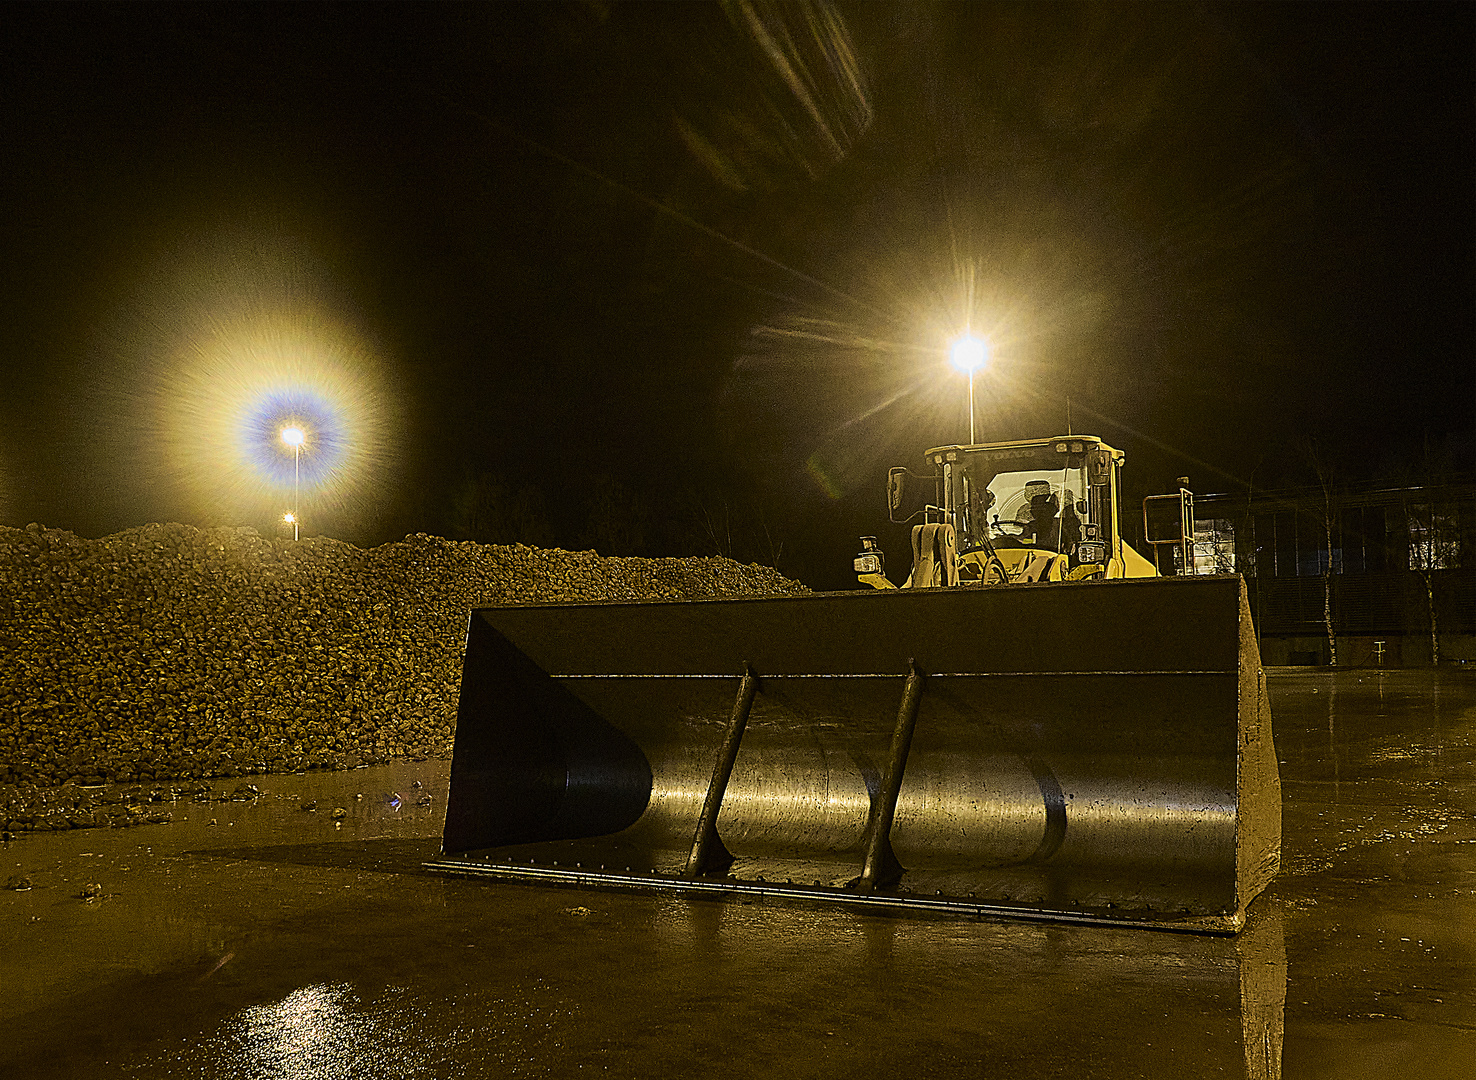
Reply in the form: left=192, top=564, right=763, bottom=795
left=949, top=334, right=989, bottom=444
left=280, top=425, right=305, bottom=540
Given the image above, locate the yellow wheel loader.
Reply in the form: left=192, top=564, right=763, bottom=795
left=428, top=435, right=1280, bottom=934
left=855, top=435, right=1158, bottom=589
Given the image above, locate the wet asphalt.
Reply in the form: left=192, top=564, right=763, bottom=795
left=2, top=669, right=1473, bottom=1079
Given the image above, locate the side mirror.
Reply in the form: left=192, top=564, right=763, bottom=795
left=888, top=468, right=906, bottom=514
left=1087, top=449, right=1111, bottom=487
left=888, top=467, right=939, bottom=523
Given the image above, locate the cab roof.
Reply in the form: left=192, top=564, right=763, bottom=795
left=923, top=435, right=1124, bottom=462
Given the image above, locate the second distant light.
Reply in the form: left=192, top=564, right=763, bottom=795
left=281, top=425, right=306, bottom=539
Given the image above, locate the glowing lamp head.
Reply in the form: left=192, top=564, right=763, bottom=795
left=283, top=512, right=296, bottom=524
left=280, top=426, right=305, bottom=448
left=949, top=335, right=989, bottom=374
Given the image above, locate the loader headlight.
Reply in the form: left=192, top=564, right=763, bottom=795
left=1074, top=540, right=1107, bottom=564
left=854, top=553, right=883, bottom=575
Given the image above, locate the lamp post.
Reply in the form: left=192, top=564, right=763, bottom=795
left=949, top=334, right=989, bottom=444
left=280, top=426, right=305, bottom=540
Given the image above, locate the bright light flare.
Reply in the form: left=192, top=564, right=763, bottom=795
left=283, top=512, right=296, bottom=524
left=84, top=226, right=401, bottom=537
left=949, top=334, right=989, bottom=373
left=155, top=301, right=393, bottom=530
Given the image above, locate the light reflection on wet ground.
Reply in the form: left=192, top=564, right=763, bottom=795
left=2, top=672, right=1473, bottom=1078
left=136, top=983, right=474, bottom=1080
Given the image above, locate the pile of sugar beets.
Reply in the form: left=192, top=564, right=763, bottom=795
left=0, top=522, right=807, bottom=834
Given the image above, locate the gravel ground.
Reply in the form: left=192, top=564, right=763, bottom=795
left=0, top=522, right=807, bottom=833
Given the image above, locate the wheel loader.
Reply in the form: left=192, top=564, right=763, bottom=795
left=427, top=434, right=1280, bottom=934
left=855, top=435, right=1160, bottom=588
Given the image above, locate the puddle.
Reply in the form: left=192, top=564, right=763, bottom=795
left=3, top=674, right=1475, bottom=1080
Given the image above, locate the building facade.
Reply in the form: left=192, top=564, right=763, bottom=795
left=1187, top=478, right=1475, bottom=666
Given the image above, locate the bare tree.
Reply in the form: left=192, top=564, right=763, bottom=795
left=756, top=504, right=785, bottom=573
left=1244, top=455, right=1264, bottom=655
left=1300, top=439, right=1339, bottom=666
left=1392, top=435, right=1464, bottom=666
left=696, top=494, right=734, bottom=560
left=579, top=475, right=651, bottom=556
left=449, top=473, right=555, bottom=547
left=683, top=487, right=787, bottom=570
left=1404, top=499, right=1460, bottom=665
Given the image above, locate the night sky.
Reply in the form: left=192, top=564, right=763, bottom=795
left=2, top=2, right=1472, bottom=589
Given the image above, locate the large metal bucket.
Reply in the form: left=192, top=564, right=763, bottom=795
left=427, top=575, right=1280, bottom=933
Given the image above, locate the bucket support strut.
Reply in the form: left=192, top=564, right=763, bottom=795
left=685, top=663, right=758, bottom=877
left=683, top=659, right=928, bottom=892
left=857, top=659, right=923, bottom=893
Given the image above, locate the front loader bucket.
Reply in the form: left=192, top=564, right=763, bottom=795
left=427, top=575, right=1280, bottom=934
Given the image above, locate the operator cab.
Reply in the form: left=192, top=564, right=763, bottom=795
left=938, top=438, right=1111, bottom=559
left=886, top=436, right=1131, bottom=579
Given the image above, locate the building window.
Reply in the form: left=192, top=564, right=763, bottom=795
left=1298, top=541, right=1342, bottom=576
left=1292, top=509, right=1340, bottom=576
left=1339, top=506, right=1366, bottom=574
left=1274, top=511, right=1296, bottom=577
left=1192, top=518, right=1236, bottom=573
left=1407, top=504, right=1460, bottom=571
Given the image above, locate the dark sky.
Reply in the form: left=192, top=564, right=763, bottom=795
left=2, top=2, right=1472, bottom=588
